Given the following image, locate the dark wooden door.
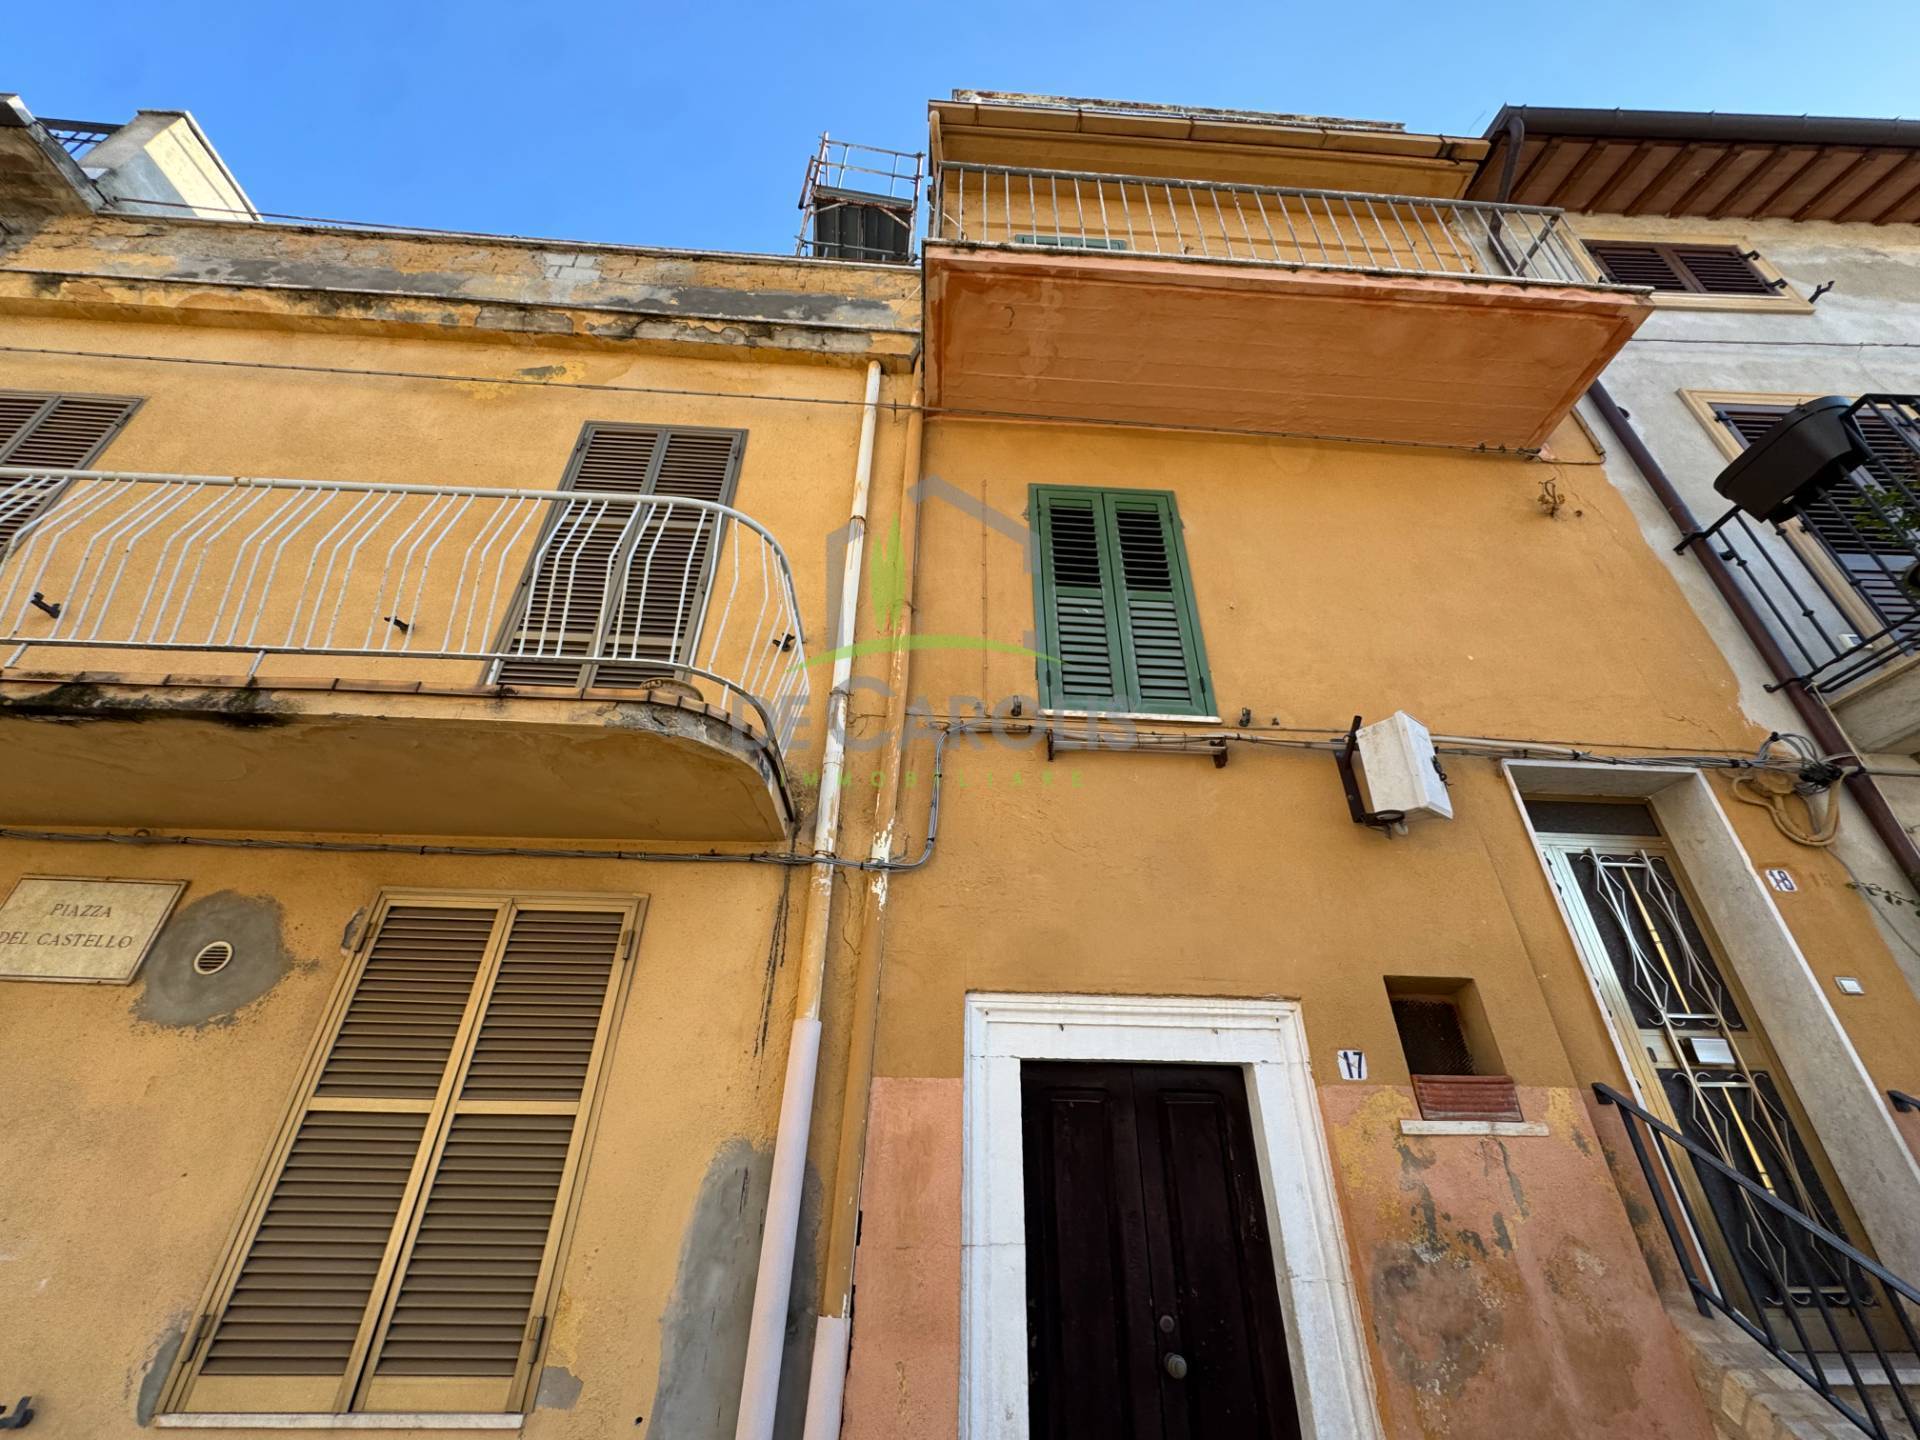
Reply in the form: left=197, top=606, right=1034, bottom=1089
left=1021, top=1061, right=1301, bottom=1440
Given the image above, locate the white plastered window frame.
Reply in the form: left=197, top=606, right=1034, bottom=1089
left=1504, top=759, right=1920, bottom=1280
left=960, top=992, right=1384, bottom=1440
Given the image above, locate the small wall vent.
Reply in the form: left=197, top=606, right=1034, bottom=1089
left=193, top=940, right=233, bottom=976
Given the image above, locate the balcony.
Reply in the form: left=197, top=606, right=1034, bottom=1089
left=1707, top=397, right=1920, bottom=756
left=922, top=162, right=1652, bottom=450
left=0, top=467, right=812, bottom=842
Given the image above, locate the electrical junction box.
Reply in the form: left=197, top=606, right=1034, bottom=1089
left=1357, top=712, right=1453, bottom=823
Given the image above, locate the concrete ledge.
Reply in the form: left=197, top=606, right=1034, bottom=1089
left=1399, top=1119, right=1550, bottom=1137
left=156, top=1415, right=520, bottom=1430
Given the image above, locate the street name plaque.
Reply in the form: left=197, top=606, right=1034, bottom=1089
left=0, top=876, right=187, bottom=983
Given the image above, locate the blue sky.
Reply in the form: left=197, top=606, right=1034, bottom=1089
left=11, top=0, right=1920, bottom=253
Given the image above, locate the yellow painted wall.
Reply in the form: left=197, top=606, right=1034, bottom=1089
left=841, top=412, right=1920, bottom=1438
left=0, top=256, right=914, bottom=1433
left=6, top=165, right=1918, bottom=1440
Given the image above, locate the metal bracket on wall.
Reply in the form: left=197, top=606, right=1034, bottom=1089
left=1335, top=716, right=1406, bottom=836
left=0, top=1396, right=33, bottom=1430
left=1670, top=503, right=1744, bottom=555
left=1893, top=1089, right=1920, bottom=1113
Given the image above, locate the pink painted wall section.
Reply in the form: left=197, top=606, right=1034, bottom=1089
left=841, top=1075, right=963, bottom=1440
left=1321, top=1083, right=1716, bottom=1440
left=841, top=1075, right=1718, bottom=1440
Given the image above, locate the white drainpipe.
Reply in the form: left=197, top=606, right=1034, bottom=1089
left=733, top=358, right=883, bottom=1440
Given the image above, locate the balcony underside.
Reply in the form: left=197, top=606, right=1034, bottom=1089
left=924, top=245, right=1650, bottom=450
left=1830, top=654, right=1920, bottom=757
left=0, top=677, right=794, bottom=842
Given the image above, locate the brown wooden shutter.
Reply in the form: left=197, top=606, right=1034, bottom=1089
left=1587, top=242, right=1778, bottom=296
left=0, top=389, right=141, bottom=550
left=356, top=908, right=628, bottom=1413
left=1587, top=241, right=1688, bottom=290
left=1669, top=245, right=1778, bottom=297
left=168, top=895, right=637, bottom=1419
left=496, top=424, right=744, bottom=689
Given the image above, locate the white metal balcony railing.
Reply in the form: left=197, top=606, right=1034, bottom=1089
left=0, top=468, right=811, bottom=753
left=930, top=162, right=1625, bottom=289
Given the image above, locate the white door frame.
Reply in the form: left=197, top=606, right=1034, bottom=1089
left=1503, top=759, right=1920, bottom=1280
left=960, top=992, right=1383, bottom=1440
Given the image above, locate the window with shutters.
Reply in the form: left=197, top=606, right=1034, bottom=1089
left=1030, top=485, right=1214, bottom=717
left=1585, top=240, right=1789, bottom=300
left=161, top=892, right=641, bottom=1419
left=494, top=423, right=745, bottom=688
left=1711, top=399, right=1920, bottom=640
left=0, top=389, right=142, bottom=552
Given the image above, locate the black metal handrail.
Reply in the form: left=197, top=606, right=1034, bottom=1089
left=1708, top=395, right=1920, bottom=699
left=37, top=118, right=116, bottom=160
left=1595, top=1083, right=1920, bottom=1438
left=1893, top=1090, right=1920, bottom=1114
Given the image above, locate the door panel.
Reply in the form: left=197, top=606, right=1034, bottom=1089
left=1543, top=839, right=1882, bottom=1345
left=1022, top=1061, right=1301, bottom=1440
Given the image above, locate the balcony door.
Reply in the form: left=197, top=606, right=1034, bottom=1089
left=494, top=424, right=743, bottom=689
left=1713, top=400, right=1920, bottom=646
left=1532, top=799, right=1885, bottom=1346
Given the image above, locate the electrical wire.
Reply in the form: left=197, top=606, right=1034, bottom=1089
left=1628, top=337, right=1920, bottom=351
left=0, top=719, right=1830, bottom=877
left=0, top=344, right=900, bottom=414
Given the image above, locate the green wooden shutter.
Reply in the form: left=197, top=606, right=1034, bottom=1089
left=1034, top=487, right=1126, bottom=709
left=1033, top=486, right=1212, bottom=716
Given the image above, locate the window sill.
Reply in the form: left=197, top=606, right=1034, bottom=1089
left=1399, top=1119, right=1548, bottom=1138
left=156, top=1416, right=521, bottom=1431
left=1644, top=292, right=1814, bottom=314
left=1040, top=709, right=1222, bottom=725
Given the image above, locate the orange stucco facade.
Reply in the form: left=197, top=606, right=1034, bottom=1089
left=2, top=89, right=1917, bottom=1440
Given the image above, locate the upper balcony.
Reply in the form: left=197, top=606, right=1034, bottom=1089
left=0, top=466, right=812, bottom=842
left=922, top=161, right=1652, bottom=450
left=1703, top=396, right=1920, bottom=758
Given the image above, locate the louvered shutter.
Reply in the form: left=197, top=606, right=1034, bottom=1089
left=1587, top=242, right=1777, bottom=296
left=1105, top=493, right=1210, bottom=714
left=0, top=390, right=141, bottom=550
left=1034, top=489, right=1126, bottom=707
left=496, top=424, right=743, bottom=689
left=1715, top=402, right=1919, bottom=636
left=1587, top=242, right=1688, bottom=291
left=355, top=907, right=628, bottom=1413
left=1032, top=486, right=1213, bottom=716
left=170, top=896, right=636, bottom=1419
left=1669, top=245, right=1778, bottom=297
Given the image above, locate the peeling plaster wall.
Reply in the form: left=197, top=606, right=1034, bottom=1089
left=0, top=214, right=920, bottom=359
left=1323, top=1086, right=1711, bottom=1440
left=0, top=839, right=853, bottom=1440
left=840, top=1079, right=1718, bottom=1440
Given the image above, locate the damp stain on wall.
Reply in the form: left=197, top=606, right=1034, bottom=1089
left=647, top=1138, right=821, bottom=1440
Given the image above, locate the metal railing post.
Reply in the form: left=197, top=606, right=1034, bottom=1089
left=0, top=466, right=812, bottom=762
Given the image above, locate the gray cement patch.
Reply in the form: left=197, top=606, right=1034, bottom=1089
left=134, top=890, right=295, bottom=1028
